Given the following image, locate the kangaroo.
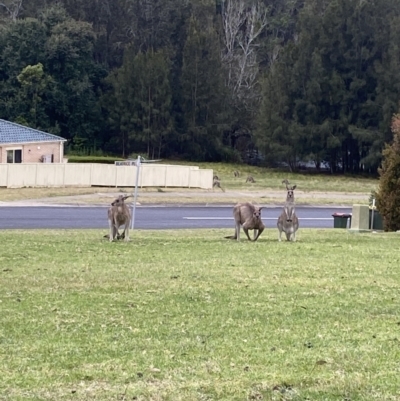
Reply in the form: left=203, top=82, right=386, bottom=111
left=213, top=177, right=225, bottom=192
left=277, top=180, right=299, bottom=241
left=103, top=232, right=125, bottom=240
left=108, top=195, right=132, bottom=242
left=233, top=170, right=240, bottom=177
left=226, top=202, right=265, bottom=241
left=246, top=175, right=255, bottom=183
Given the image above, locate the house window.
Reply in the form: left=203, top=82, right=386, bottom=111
left=7, top=149, right=22, bottom=163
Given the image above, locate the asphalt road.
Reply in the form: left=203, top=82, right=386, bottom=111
left=0, top=206, right=351, bottom=230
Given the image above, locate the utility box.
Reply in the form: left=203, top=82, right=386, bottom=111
left=369, top=209, right=384, bottom=230
left=349, top=204, right=370, bottom=232
left=41, top=154, right=53, bottom=163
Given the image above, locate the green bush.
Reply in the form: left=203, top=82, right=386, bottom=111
left=376, top=113, right=400, bottom=231
left=66, top=155, right=125, bottom=164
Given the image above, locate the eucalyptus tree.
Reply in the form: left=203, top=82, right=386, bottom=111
left=54, top=0, right=132, bottom=68
left=220, top=0, right=306, bottom=160
left=128, top=49, right=173, bottom=159
left=257, top=0, right=400, bottom=173
left=180, top=10, right=230, bottom=160
left=219, top=0, right=268, bottom=156
left=298, top=0, right=400, bottom=172
left=16, top=62, right=53, bottom=128
left=221, top=0, right=268, bottom=107
left=256, top=43, right=304, bottom=170
left=36, top=6, right=105, bottom=146
left=102, top=48, right=135, bottom=157
left=0, top=17, right=47, bottom=123
left=0, top=17, right=46, bottom=79
left=104, top=47, right=172, bottom=158
left=0, top=0, right=23, bottom=21
left=0, top=4, right=104, bottom=145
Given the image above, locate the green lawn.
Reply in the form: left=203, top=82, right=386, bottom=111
left=1, top=228, right=399, bottom=400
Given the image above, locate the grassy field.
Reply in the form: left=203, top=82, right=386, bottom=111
left=0, top=186, right=123, bottom=203
left=170, top=161, right=379, bottom=193
left=1, top=228, right=399, bottom=400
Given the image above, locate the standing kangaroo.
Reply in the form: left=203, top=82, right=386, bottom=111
left=226, top=202, right=265, bottom=241
left=108, top=195, right=132, bottom=242
left=213, top=177, right=225, bottom=192
left=277, top=180, right=299, bottom=241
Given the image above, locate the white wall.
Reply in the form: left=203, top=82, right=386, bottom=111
left=0, top=163, right=213, bottom=189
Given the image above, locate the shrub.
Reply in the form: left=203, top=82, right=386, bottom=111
left=376, top=113, right=400, bottom=231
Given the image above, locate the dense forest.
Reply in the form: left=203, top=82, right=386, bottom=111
left=1, top=0, right=400, bottom=173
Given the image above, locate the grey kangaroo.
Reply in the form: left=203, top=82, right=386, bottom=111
left=213, top=177, right=225, bottom=192
left=277, top=180, right=299, bottom=241
left=108, top=195, right=132, bottom=242
left=226, top=202, right=265, bottom=241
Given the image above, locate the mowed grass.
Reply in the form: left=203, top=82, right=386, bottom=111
left=169, top=161, right=378, bottom=193
left=1, top=228, right=399, bottom=400
left=0, top=186, right=128, bottom=203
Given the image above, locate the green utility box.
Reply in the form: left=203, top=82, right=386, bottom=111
left=369, top=210, right=384, bottom=230
left=332, top=213, right=352, bottom=228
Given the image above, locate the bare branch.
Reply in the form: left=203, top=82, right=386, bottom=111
left=221, top=0, right=269, bottom=111
left=0, top=0, right=23, bottom=21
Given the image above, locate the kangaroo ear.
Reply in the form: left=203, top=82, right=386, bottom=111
left=292, top=185, right=297, bottom=190
left=123, top=195, right=131, bottom=200
left=259, top=207, right=264, bottom=211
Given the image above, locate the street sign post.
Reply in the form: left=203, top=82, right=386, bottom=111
left=131, top=155, right=141, bottom=230
left=129, top=156, right=162, bottom=231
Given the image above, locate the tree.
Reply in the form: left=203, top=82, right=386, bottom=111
left=376, top=113, right=400, bottom=231
left=221, top=0, right=268, bottom=109
left=255, top=43, right=303, bottom=170
left=0, top=17, right=47, bottom=123
left=104, top=48, right=173, bottom=158
left=102, top=46, right=136, bottom=157
left=40, top=5, right=106, bottom=145
left=0, top=0, right=23, bottom=21
left=180, top=13, right=229, bottom=160
left=16, top=62, right=52, bottom=127
left=0, top=4, right=105, bottom=146
left=256, top=0, right=400, bottom=172
left=131, top=50, right=173, bottom=159
left=0, top=17, right=46, bottom=80
left=220, top=0, right=269, bottom=157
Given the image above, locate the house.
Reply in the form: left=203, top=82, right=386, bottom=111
left=0, top=119, right=67, bottom=163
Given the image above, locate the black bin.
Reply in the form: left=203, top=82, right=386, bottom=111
left=332, top=213, right=352, bottom=228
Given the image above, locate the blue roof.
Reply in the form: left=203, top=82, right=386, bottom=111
left=0, top=119, right=66, bottom=144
